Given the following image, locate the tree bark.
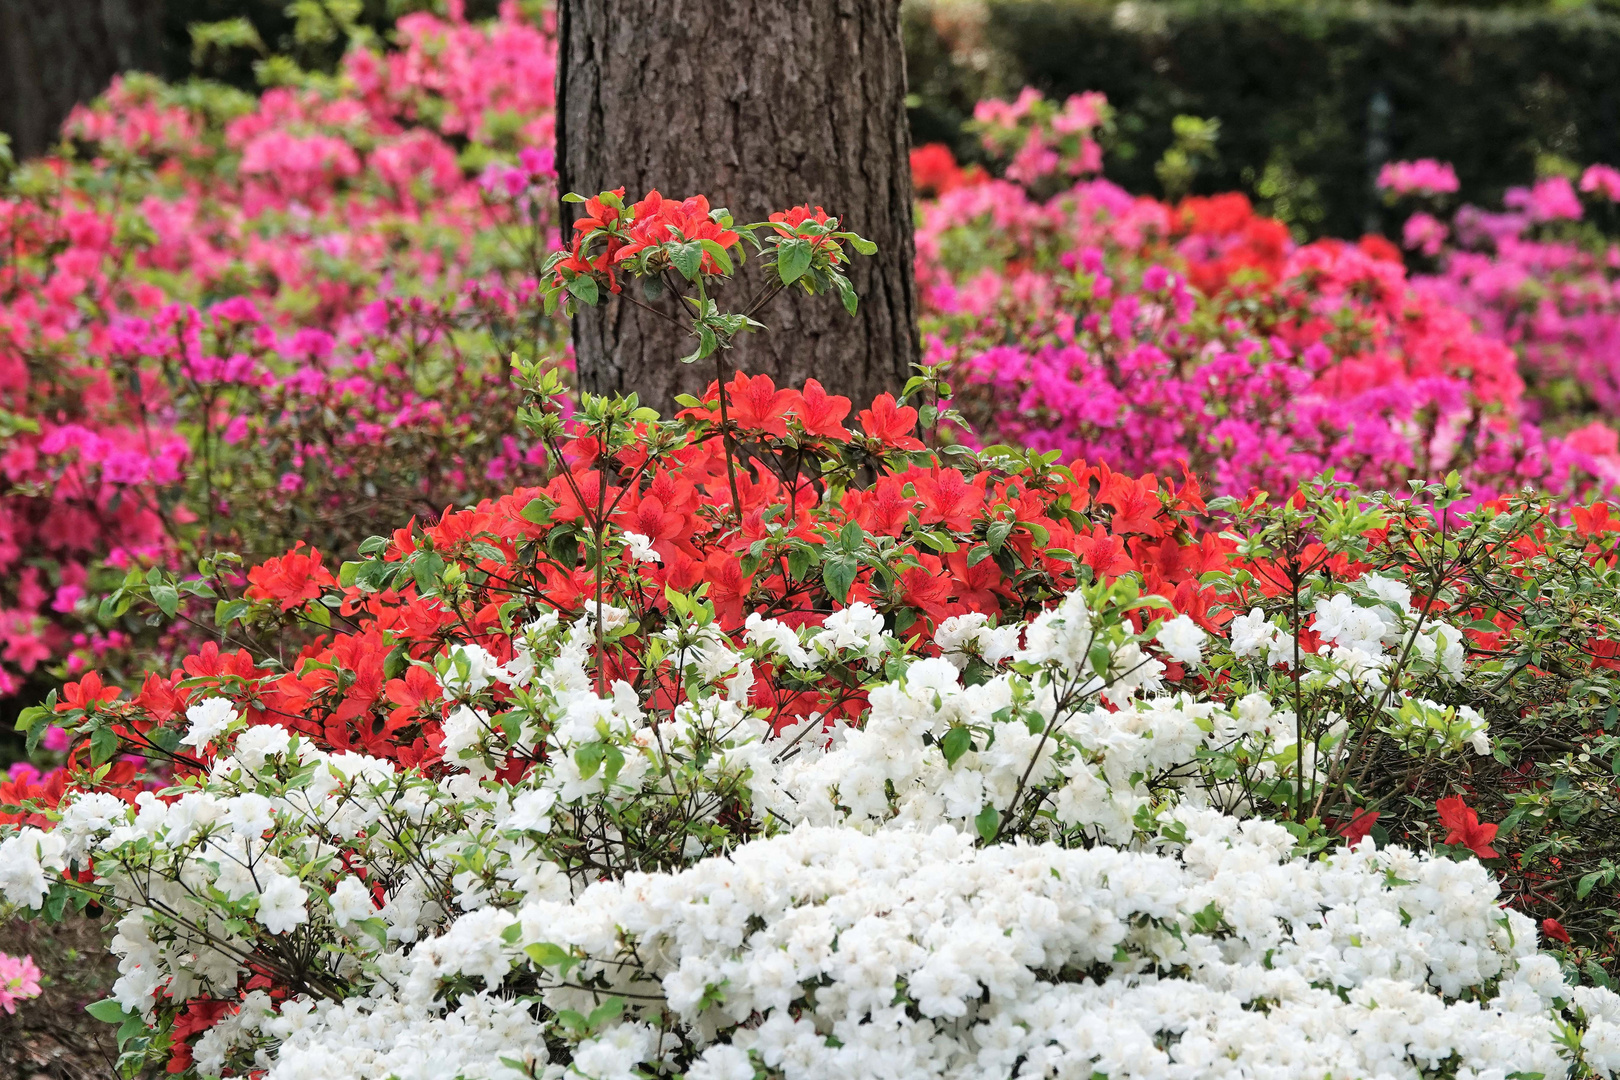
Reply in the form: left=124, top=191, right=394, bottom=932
left=557, top=0, right=918, bottom=415
left=0, top=0, right=163, bottom=160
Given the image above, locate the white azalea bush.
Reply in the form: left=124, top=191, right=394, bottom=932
left=5, top=566, right=1620, bottom=1078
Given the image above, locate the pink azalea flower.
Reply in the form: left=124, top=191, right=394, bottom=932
left=1377, top=159, right=1460, bottom=197
left=0, top=953, right=42, bottom=1015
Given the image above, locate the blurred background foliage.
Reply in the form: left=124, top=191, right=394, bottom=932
left=0, top=0, right=500, bottom=161
left=903, top=0, right=1620, bottom=238
left=5, top=0, right=1620, bottom=240
left=169, top=0, right=501, bottom=87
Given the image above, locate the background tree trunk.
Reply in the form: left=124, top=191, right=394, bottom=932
left=0, top=0, right=163, bottom=160
left=556, top=0, right=918, bottom=414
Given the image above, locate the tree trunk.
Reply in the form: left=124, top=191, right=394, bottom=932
left=556, top=0, right=918, bottom=415
left=0, top=0, right=163, bottom=160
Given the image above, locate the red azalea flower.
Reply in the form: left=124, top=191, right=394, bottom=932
left=1073, top=525, right=1135, bottom=578
left=726, top=372, right=796, bottom=439
left=1436, top=796, right=1499, bottom=859
left=58, top=670, right=120, bottom=713
left=1336, top=808, right=1380, bottom=845
left=571, top=187, right=626, bottom=233
left=1542, top=918, right=1572, bottom=944
left=793, top=379, right=852, bottom=441
left=914, top=467, right=986, bottom=532
left=246, top=544, right=336, bottom=611
left=911, top=144, right=972, bottom=197
left=858, top=393, right=924, bottom=450
left=1097, top=471, right=1165, bottom=537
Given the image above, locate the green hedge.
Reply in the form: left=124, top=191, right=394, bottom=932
left=904, top=0, right=1620, bottom=237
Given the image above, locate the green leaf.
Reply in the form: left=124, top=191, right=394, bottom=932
left=116, top=1012, right=145, bottom=1050
left=520, top=498, right=553, bottom=525
left=86, top=998, right=128, bottom=1024
left=89, top=725, right=118, bottom=766
left=603, top=744, right=626, bottom=784
left=411, top=552, right=446, bottom=593
left=1578, top=871, right=1604, bottom=900
left=588, top=997, right=626, bottom=1027
left=777, top=240, right=812, bottom=286
left=565, top=274, right=599, bottom=306
left=150, top=583, right=180, bottom=618
left=974, top=804, right=1000, bottom=843
left=698, top=238, right=735, bottom=275
left=832, top=272, right=858, bottom=316
left=822, top=554, right=858, bottom=604
left=941, top=726, right=972, bottom=767
left=213, top=595, right=251, bottom=628
left=22, top=694, right=56, bottom=753
left=575, top=742, right=606, bottom=780
left=986, top=520, right=1013, bottom=553
left=525, top=941, right=581, bottom=977
left=14, top=703, right=47, bottom=734
left=670, top=242, right=703, bottom=281
left=355, top=917, right=390, bottom=947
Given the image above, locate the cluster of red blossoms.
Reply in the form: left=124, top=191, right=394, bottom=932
left=29, top=360, right=1620, bottom=785
left=32, top=373, right=1222, bottom=775
left=552, top=189, right=743, bottom=293
left=552, top=189, right=848, bottom=300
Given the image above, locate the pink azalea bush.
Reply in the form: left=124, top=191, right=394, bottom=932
left=0, top=6, right=566, bottom=701
left=914, top=102, right=1614, bottom=505
left=1388, top=162, right=1620, bottom=462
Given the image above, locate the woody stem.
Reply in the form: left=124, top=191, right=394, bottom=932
left=593, top=414, right=612, bottom=697
left=714, top=347, right=743, bottom=524
left=694, top=273, right=743, bottom=525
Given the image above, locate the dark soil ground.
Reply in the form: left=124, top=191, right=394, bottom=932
left=0, top=914, right=122, bottom=1079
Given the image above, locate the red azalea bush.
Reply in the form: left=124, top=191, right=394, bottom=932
left=23, top=432, right=1620, bottom=1072
left=36, top=372, right=1216, bottom=767
left=0, top=6, right=565, bottom=705
left=23, top=186, right=1219, bottom=773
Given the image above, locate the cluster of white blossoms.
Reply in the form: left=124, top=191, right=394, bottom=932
left=1228, top=574, right=1468, bottom=689
left=258, top=813, right=1620, bottom=1080
left=0, top=579, right=1560, bottom=1079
